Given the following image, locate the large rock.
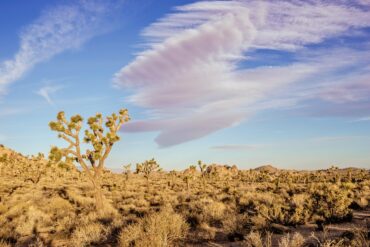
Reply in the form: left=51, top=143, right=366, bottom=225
left=254, top=165, right=279, bottom=173
left=205, top=164, right=238, bottom=178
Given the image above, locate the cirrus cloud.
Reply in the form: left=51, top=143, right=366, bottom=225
left=0, top=0, right=120, bottom=96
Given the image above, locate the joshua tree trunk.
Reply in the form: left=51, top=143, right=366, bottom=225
left=146, top=176, right=150, bottom=189
left=93, top=179, right=104, bottom=213
left=201, top=176, right=206, bottom=189
left=90, top=170, right=105, bottom=214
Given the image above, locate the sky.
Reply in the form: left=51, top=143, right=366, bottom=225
left=1, top=0, right=370, bottom=171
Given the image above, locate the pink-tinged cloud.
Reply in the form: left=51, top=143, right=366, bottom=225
left=115, top=1, right=370, bottom=147
left=123, top=111, right=245, bottom=147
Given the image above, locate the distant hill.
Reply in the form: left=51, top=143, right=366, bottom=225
left=254, top=164, right=279, bottom=173
left=0, top=144, right=36, bottom=164
left=0, top=144, right=18, bottom=157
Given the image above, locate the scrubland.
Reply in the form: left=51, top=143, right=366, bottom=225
left=0, top=145, right=369, bottom=247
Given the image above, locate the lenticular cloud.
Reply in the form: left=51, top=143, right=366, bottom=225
left=114, top=0, right=370, bottom=147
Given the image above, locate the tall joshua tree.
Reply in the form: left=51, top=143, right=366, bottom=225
left=49, top=109, right=130, bottom=214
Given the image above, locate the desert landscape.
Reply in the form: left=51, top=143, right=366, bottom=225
left=0, top=110, right=369, bottom=246
left=1, top=0, right=370, bottom=246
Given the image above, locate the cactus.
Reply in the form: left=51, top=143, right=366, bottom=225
left=49, top=108, right=130, bottom=214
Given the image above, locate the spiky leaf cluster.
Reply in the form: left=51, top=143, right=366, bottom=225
left=48, top=108, right=130, bottom=172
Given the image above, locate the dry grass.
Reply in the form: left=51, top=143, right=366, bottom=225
left=119, top=206, right=188, bottom=247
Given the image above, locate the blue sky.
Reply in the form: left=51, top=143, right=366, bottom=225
left=1, top=0, right=370, bottom=170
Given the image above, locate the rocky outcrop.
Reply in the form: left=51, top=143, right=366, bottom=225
left=205, top=164, right=238, bottom=178
left=254, top=165, right=279, bottom=173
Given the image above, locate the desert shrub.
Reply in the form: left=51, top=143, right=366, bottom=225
left=332, top=227, right=369, bottom=247
left=239, top=192, right=295, bottom=226
left=206, top=201, right=227, bottom=222
left=0, top=240, right=11, bottom=247
left=71, top=222, right=106, bottom=246
left=250, top=215, right=268, bottom=230
left=288, top=194, right=311, bottom=225
left=182, top=196, right=236, bottom=230
left=278, top=232, right=305, bottom=247
left=244, top=231, right=272, bottom=247
left=119, top=207, right=188, bottom=247
left=194, top=222, right=217, bottom=241
left=0, top=154, right=7, bottom=162
left=309, top=183, right=353, bottom=223
left=15, top=206, right=52, bottom=236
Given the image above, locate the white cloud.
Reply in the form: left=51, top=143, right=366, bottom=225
left=0, top=0, right=116, bottom=95
left=141, top=0, right=370, bottom=50
left=115, top=0, right=370, bottom=147
left=36, top=85, right=63, bottom=105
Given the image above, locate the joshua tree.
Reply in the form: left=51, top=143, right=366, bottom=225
left=197, top=160, right=207, bottom=188
left=168, top=170, right=178, bottom=188
left=49, top=108, right=130, bottom=214
left=136, top=158, right=161, bottom=188
left=123, top=163, right=131, bottom=188
left=183, top=165, right=197, bottom=191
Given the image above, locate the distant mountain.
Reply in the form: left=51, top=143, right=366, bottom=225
left=253, top=165, right=279, bottom=173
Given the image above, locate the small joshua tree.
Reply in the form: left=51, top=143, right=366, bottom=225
left=198, top=160, right=208, bottom=188
left=123, top=163, right=131, bottom=187
left=136, top=158, right=160, bottom=187
left=183, top=165, right=197, bottom=191
left=49, top=108, right=130, bottom=214
left=168, top=170, right=178, bottom=188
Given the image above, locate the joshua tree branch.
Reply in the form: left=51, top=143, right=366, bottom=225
left=59, top=134, right=76, bottom=147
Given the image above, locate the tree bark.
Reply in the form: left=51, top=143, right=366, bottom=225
left=91, top=177, right=104, bottom=215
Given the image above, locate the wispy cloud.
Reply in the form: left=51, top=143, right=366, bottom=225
left=310, top=135, right=367, bottom=143
left=0, top=0, right=119, bottom=95
left=211, top=144, right=262, bottom=151
left=115, top=0, right=370, bottom=147
left=36, top=85, right=63, bottom=105
left=351, top=116, right=370, bottom=122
